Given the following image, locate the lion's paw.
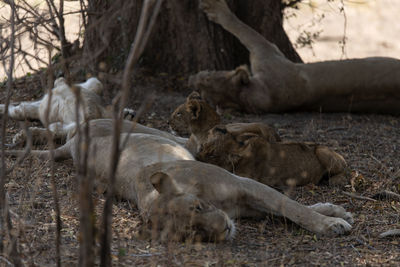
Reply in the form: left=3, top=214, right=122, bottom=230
left=200, top=0, right=230, bottom=23
left=123, top=108, right=136, bottom=121
left=12, top=130, right=27, bottom=145
left=340, top=210, right=354, bottom=225
left=324, top=217, right=352, bottom=236
left=309, top=202, right=354, bottom=224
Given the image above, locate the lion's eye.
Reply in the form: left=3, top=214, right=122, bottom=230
left=195, top=204, right=204, bottom=213
left=176, top=112, right=182, bottom=117
left=214, top=127, right=227, bottom=134
left=190, top=203, right=204, bottom=213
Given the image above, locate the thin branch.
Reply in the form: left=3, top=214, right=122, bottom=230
left=73, top=84, right=96, bottom=267
left=1, top=2, right=22, bottom=265
left=283, top=0, right=303, bottom=9
left=100, top=1, right=163, bottom=266
left=0, top=0, right=17, bottom=255
left=43, top=49, right=61, bottom=267
left=342, top=191, right=377, bottom=202
left=379, top=229, right=400, bottom=238
left=339, top=0, right=348, bottom=59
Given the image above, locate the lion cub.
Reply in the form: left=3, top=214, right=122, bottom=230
left=170, top=92, right=348, bottom=187
left=197, top=125, right=348, bottom=187
left=169, top=91, right=280, bottom=155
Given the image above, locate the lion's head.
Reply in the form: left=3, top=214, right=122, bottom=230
left=169, top=91, right=221, bottom=137
left=188, top=65, right=250, bottom=111
left=141, top=172, right=235, bottom=242
left=197, top=125, right=280, bottom=181
left=196, top=125, right=255, bottom=173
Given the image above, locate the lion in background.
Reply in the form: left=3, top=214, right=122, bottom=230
left=191, top=0, right=400, bottom=115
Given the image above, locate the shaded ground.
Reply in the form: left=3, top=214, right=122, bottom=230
left=1, top=74, right=399, bottom=266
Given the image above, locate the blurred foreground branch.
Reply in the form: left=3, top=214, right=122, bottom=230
left=0, top=1, right=21, bottom=265
left=100, top=0, right=163, bottom=266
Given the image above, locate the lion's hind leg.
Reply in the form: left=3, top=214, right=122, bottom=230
left=315, top=146, right=349, bottom=185
left=0, top=101, right=41, bottom=121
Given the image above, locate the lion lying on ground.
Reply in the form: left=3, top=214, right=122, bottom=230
left=6, top=119, right=353, bottom=241
left=0, top=77, right=135, bottom=145
left=191, top=0, right=400, bottom=114
left=170, top=92, right=348, bottom=187
left=198, top=125, right=348, bottom=187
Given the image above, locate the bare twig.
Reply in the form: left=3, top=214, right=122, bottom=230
left=342, top=191, right=377, bottom=202
left=338, top=0, right=348, bottom=59
left=5, top=125, right=32, bottom=175
left=283, top=0, right=303, bottom=9
left=0, top=256, right=13, bottom=266
left=100, top=1, right=163, bottom=266
left=0, top=0, right=17, bottom=259
left=43, top=53, right=61, bottom=267
left=379, top=229, right=400, bottom=238
left=372, top=190, right=400, bottom=202
left=72, top=84, right=96, bottom=267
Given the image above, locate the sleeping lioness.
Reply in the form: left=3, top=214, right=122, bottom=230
left=170, top=92, right=348, bottom=187
left=6, top=119, right=353, bottom=241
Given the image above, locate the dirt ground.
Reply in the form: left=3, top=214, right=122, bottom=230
left=1, top=72, right=399, bottom=266
left=1, top=1, right=400, bottom=266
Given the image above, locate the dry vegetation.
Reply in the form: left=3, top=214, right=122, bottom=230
left=0, top=0, right=399, bottom=266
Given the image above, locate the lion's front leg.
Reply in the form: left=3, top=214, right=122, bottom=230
left=200, top=0, right=287, bottom=66
left=12, top=122, right=75, bottom=145
left=239, top=178, right=352, bottom=236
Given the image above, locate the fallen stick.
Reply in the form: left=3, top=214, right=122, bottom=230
left=372, top=190, right=400, bottom=202
left=342, top=191, right=377, bottom=202
left=379, top=229, right=400, bottom=238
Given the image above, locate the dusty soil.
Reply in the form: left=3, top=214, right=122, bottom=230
left=1, top=73, right=399, bottom=266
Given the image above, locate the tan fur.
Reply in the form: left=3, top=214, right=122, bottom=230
left=197, top=126, right=348, bottom=187
left=193, top=0, right=400, bottom=114
left=6, top=119, right=353, bottom=240
left=171, top=93, right=347, bottom=187
left=169, top=92, right=279, bottom=155
left=0, top=77, right=135, bottom=145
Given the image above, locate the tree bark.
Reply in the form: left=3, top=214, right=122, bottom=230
left=84, top=0, right=301, bottom=75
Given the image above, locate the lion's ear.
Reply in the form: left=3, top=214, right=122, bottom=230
left=235, top=132, right=258, bottom=144
left=150, top=172, right=181, bottom=196
left=187, top=91, right=201, bottom=101
left=232, top=66, right=250, bottom=86
left=186, top=99, right=202, bottom=120
left=54, top=77, right=67, bottom=88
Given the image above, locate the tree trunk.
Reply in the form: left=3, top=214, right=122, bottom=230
left=84, top=0, right=301, bottom=75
